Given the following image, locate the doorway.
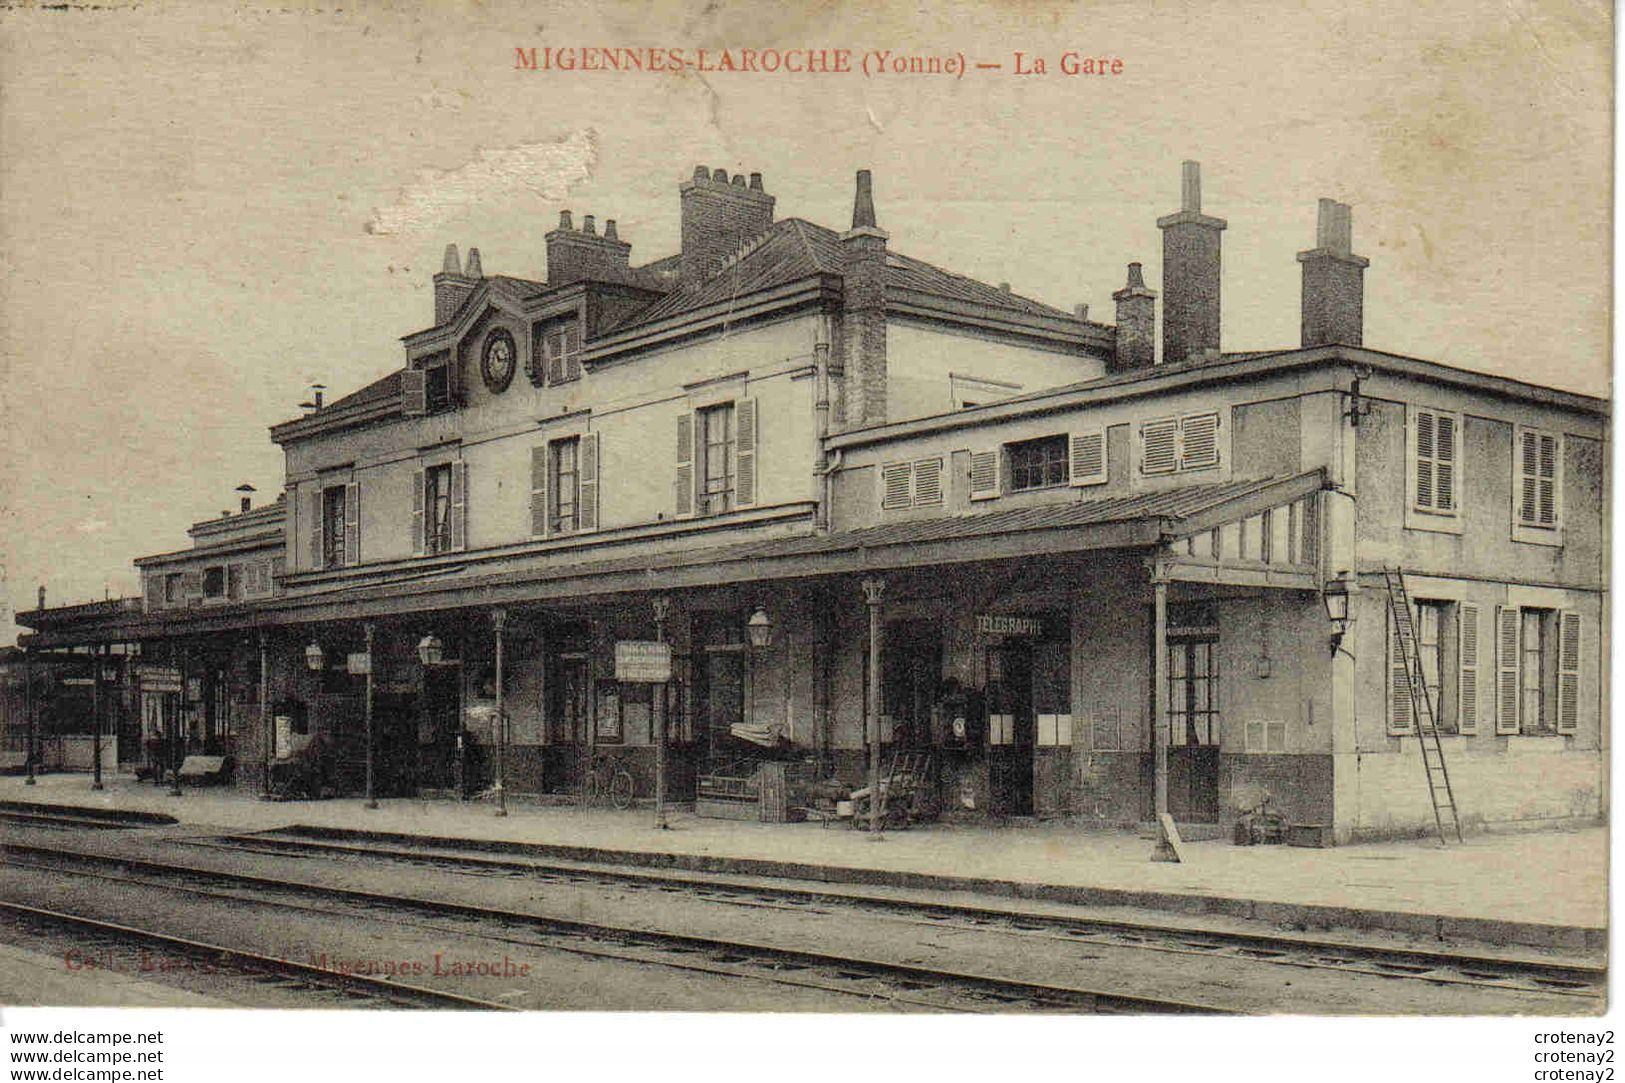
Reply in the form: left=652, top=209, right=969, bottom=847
left=545, top=652, right=590, bottom=793
left=1166, top=634, right=1221, bottom=824
left=986, top=643, right=1035, bottom=816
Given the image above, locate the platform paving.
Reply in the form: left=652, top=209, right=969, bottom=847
left=0, top=772, right=1606, bottom=949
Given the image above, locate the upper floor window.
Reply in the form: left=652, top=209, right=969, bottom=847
left=203, top=566, right=226, bottom=600
left=698, top=402, right=736, bottom=516
left=402, top=351, right=453, bottom=417
left=1412, top=407, right=1458, bottom=514
left=1008, top=435, right=1069, bottom=492
left=1140, top=411, right=1220, bottom=475
left=1516, top=427, right=1561, bottom=529
left=551, top=437, right=580, bottom=533
left=544, top=321, right=581, bottom=384
left=881, top=458, right=944, bottom=510
left=321, top=485, right=347, bottom=568
left=164, top=573, right=182, bottom=605
left=424, top=464, right=453, bottom=555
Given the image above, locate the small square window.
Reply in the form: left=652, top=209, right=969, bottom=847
left=1007, top=435, right=1069, bottom=492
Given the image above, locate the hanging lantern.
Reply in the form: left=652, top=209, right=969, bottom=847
left=746, top=606, right=774, bottom=650
left=417, top=633, right=444, bottom=666
left=304, top=642, right=325, bottom=671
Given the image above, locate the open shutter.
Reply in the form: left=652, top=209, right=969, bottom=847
left=411, top=470, right=426, bottom=556
left=1387, top=607, right=1414, bottom=735
left=734, top=398, right=758, bottom=508
left=1556, top=610, right=1581, bottom=734
left=1518, top=431, right=1539, bottom=524
left=307, top=488, right=323, bottom=570
left=401, top=368, right=428, bottom=417
left=1494, top=606, right=1520, bottom=735
left=969, top=449, right=999, bottom=500
left=343, top=481, right=360, bottom=566
left=1415, top=410, right=1436, bottom=509
left=1434, top=413, right=1456, bottom=511
left=530, top=445, right=549, bottom=538
left=1538, top=433, right=1558, bottom=526
left=881, top=463, right=912, bottom=510
left=913, top=458, right=943, bottom=507
left=674, top=413, right=694, bottom=519
left=1068, top=430, right=1106, bottom=487
left=1180, top=412, right=1219, bottom=470
left=1458, top=604, right=1479, bottom=735
left=1142, top=419, right=1178, bottom=475
left=578, top=433, right=600, bottom=532
left=450, top=462, right=467, bottom=551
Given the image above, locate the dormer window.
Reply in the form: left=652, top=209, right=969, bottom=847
left=402, top=350, right=453, bottom=417
left=543, top=320, right=581, bottom=384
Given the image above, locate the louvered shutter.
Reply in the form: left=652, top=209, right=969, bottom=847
left=881, top=463, right=912, bottom=510
left=1434, top=413, right=1456, bottom=510
left=401, top=368, right=428, bottom=416
left=144, top=576, right=164, bottom=612
left=1494, top=606, right=1520, bottom=735
left=1556, top=610, right=1581, bottom=734
left=1538, top=433, right=1558, bottom=526
left=578, top=433, right=600, bottom=532
left=1518, top=431, right=1539, bottom=524
left=1180, top=413, right=1220, bottom=470
left=1415, top=410, right=1435, bottom=509
left=343, top=481, right=360, bottom=566
left=530, top=445, right=549, bottom=538
left=674, top=413, right=694, bottom=518
left=307, top=488, right=323, bottom=569
left=913, top=458, right=943, bottom=507
left=181, top=569, right=205, bottom=607
left=411, top=470, right=426, bottom=556
left=734, top=398, right=758, bottom=508
left=1142, top=419, right=1178, bottom=475
left=1068, top=431, right=1106, bottom=487
left=1458, top=604, right=1479, bottom=735
left=1387, top=606, right=1414, bottom=735
left=450, top=462, right=467, bottom=551
left=969, top=449, right=999, bottom=500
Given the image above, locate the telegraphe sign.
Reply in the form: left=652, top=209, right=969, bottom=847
left=975, top=614, right=1044, bottom=637
left=614, top=640, right=672, bottom=683
left=346, top=652, right=372, bottom=676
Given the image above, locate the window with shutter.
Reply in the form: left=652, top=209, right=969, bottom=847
left=696, top=403, right=737, bottom=516
left=412, top=469, right=427, bottom=556
left=1516, top=427, right=1561, bottom=529
left=1008, top=435, right=1070, bottom=491
left=1387, top=606, right=1414, bottom=735
left=577, top=433, right=600, bottom=531
left=344, top=481, right=360, bottom=566
left=1068, top=430, right=1106, bottom=487
left=1494, top=606, right=1520, bottom=734
left=1556, top=610, right=1581, bottom=734
left=674, top=412, right=695, bottom=519
left=1180, top=412, right=1220, bottom=470
left=735, top=398, right=758, bottom=508
left=1141, top=418, right=1178, bottom=475
left=144, top=576, right=164, bottom=612
left=401, top=368, right=428, bottom=417
left=530, top=445, right=549, bottom=538
left=913, top=458, right=943, bottom=506
left=881, top=463, right=913, bottom=510
left=968, top=449, right=1000, bottom=500
left=1458, top=604, right=1479, bottom=735
left=1413, top=408, right=1459, bottom=514
left=307, top=488, right=323, bottom=570
left=450, top=461, right=467, bottom=551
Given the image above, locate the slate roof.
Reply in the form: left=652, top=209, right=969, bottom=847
left=322, top=369, right=402, bottom=413
left=625, top=218, right=1077, bottom=328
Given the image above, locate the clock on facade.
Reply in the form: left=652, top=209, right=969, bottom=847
left=480, top=328, right=517, bottom=393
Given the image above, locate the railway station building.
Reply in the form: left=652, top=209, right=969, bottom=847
left=17, top=161, right=1608, bottom=844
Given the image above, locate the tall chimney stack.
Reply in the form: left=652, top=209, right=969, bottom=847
left=1156, top=161, right=1227, bottom=365
left=1111, top=262, right=1157, bottom=372
left=679, top=164, right=776, bottom=288
left=1297, top=198, right=1369, bottom=347
left=433, top=243, right=479, bottom=324
left=841, top=169, right=890, bottom=427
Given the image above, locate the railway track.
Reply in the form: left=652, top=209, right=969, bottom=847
left=186, top=828, right=1604, bottom=1004
left=0, top=841, right=1225, bottom=1014
left=0, top=898, right=519, bottom=1011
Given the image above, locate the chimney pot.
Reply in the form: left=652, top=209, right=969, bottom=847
left=693, top=165, right=709, bottom=182
left=1182, top=160, right=1202, bottom=213
left=998, top=282, right=1011, bottom=293
left=583, top=215, right=596, bottom=236
left=241, top=496, right=252, bottom=513
left=1126, top=261, right=1147, bottom=289
left=604, top=219, right=619, bottom=241
left=711, top=167, right=729, bottom=183
left=38, top=585, right=46, bottom=611
left=732, top=173, right=746, bottom=186
left=749, top=172, right=763, bottom=191
left=442, top=243, right=461, bottom=274
left=464, top=247, right=483, bottom=277
left=1074, top=303, right=1090, bottom=321
left=851, top=169, right=878, bottom=230
left=558, top=210, right=574, bottom=231
left=1298, top=199, right=1369, bottom=347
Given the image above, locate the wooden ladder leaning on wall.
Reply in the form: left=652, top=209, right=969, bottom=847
left=1382, top=567, right=1464, bottom=844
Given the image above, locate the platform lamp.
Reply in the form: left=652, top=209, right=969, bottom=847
left=746, top=606, right=774, bottom=650
left=1322, top=575, right=1351, bottom=657
left=304, top=641, right=325, bottom=671
left=417, top=633, right=445, bottom=666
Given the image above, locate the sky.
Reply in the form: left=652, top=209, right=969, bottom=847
left=0, top=0, right=1611, bottom=645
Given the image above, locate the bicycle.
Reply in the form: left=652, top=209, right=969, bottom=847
left=582, top=751, right=636, bottom=811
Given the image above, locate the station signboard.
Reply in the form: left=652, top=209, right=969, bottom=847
left=614, top=640, right=672, bottom=683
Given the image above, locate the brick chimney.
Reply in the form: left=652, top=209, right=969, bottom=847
left=1156, top=161, right=1226, bottom=364
left=546, top=210, right=633, bottom=286
left=434, top=243, right=481, bottom=324
left=679, top=165, right=775, bottom=288
left=1111, top=262, right=1157, bottom=372
left=841, top=169, right=889, bottom=427
left=1297, top=198, right=1369, bottom=347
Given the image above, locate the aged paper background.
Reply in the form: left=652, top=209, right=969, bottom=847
left=0, top=0, right=1611, bottom=641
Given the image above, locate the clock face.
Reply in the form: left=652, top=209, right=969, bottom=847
left=481, top=329, right=516, bottom=393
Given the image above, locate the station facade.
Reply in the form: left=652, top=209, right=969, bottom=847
left=17, top=161, right=1608, bottom=843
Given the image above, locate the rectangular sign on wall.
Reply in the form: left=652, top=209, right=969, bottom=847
left=615, top=640, right=672, bottom=683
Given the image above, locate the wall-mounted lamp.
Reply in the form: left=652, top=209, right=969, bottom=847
left=1322, top=577, right=1351, bottom=657
left=304, top=642, right=325, bottom=671
left=1344, top=366, right=1374, bottom=427
left=746, top=606, right=774, bottom=650
left=417, top=633, right=445, bottom=666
